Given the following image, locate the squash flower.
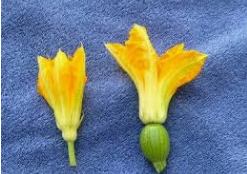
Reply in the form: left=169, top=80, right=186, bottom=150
left=37, top=46, right=87, bottom=166
left=105, top=24, right=207, bottom=173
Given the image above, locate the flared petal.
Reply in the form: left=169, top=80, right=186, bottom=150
left=158, top=49, right=207, bottom=97
left=160, top=43, right=184, bottom=59
left=106, top=25, right=207, bottom=124
left=125, top=24, right=157, bottom=63
left=106, top=24, right=207, bottom=173
left=105, top=24, right=158, bottom=90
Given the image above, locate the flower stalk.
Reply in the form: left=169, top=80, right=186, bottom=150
left=67, top=141, right=76, bottom=166
left=106, top=24, right=207, bottom=173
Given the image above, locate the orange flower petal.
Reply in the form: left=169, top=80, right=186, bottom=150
left=158, top=49, right=207, bottom=96
left=106, top=24, right=207, bottom=124
left=37, top=46, right=87, bottom=139
left=160, top=43, right=184, bottom=59
left=105, top=24, right=158, bottom=90
left=37, top=56, right=58, bottom=109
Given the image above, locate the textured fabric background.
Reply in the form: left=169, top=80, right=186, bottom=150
left=2, top=0, right=247, bottom=174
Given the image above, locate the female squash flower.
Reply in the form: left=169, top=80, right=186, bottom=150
left=105, top=24, right=207, bottom=173
left=37, top=46, right=87, bottom=166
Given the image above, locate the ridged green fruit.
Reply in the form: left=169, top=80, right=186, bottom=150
left=140, top=124, right=170, bottom=173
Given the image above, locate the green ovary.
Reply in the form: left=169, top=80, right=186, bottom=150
left=140, top=124, right=170, bottom=173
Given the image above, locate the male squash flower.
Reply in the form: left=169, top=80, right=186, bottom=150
left=37, top=46, right=87, bottom=166
left=106, top=24, right=207, bottom=173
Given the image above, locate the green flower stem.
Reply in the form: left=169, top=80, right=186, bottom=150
left=67, top=141, right=76, bottom=166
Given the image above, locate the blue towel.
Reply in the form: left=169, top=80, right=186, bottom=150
left=2, top=0, right=247, bottom=173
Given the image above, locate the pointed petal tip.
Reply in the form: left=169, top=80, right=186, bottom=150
left=72, top=44, right=86, bottom=66
left=37, top=56, right=51, bottom=67
left=80, top=42, right=84, bottom=48
left=37, top=55, right=46, bottom=60
left=199, top=52, right=208, bottom=61
left=179, top=43, right=185, bottom=48
left=202, top=53, right=208, bottom=57
left=57, top=48, right=69, bottom=56
left=104, top=43, right=112, bottom=52
left=37, top=56, right=43, bottom=67
left=77, top=43, right=85, bottom=53
left=56, top=48, right=65, bottom=57
left=131, top=23, right=147, bottom=32
left=174, top=43, right=185, bottom=51
left=189, top=50, right=208, bottom=60
left=105, top=43, right=124, bottom=54
left=75, top=44, right=85, bottom=54
left=37, top=55, right=43, bottom=62
left=132, top=23, right=145, bottom=29
left=54, top=48, right=69, bottom=62
left=104, top=43, right=109, bottom=48
left=104, top=43, right=117, bottom=51
left=58, top=48, right=63, bottom=53
left=133, top=23, right=141, bottom=28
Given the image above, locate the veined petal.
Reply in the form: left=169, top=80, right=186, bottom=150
left=125, top=24, right=157, bottom=63
left=53, top=50, right=72, bottom=118
left=37, top=56, right=58, bottom=109
left=106, top=24, right=158, bottom=91
left=158, top=49, right=207, bottom=97
left=160, top=43, right=184, bottom=59
left=37, top=46, right=87, bottom=139
left=106, top=25, right=207, bottom=173
left=37, top=46, right=87, bottom=166
left=70, top=46, right=87, bottom=127
left=106, top=25, right=207, bottom=124
left=72, top=46, right=86, bottom=77
left=105, top=43, right=141, bottom=86
left=105, top=43, right=126, bottom=72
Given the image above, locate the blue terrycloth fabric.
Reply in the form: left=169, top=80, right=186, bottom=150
left=2, top=0, right=247, bottom=173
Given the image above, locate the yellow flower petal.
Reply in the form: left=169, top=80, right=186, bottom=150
left=158, top=48, right=207, bottom=97
left=105, top=24, right=158, bottom=91
left=37, top=46, right=87, bottom=166
left=37, top=46, right=87, bottom=140
left=160, top=43, right=184, bottom=59
left=106, top=24, right=207, bottom=124
left=37, top=56, right=58, bottom=109
left=69, top=46, right=87, bottom=127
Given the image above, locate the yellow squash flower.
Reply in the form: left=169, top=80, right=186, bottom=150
left=37, top=46, right=87, bottom=166
left=106, top=24, right=207, bottom=173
